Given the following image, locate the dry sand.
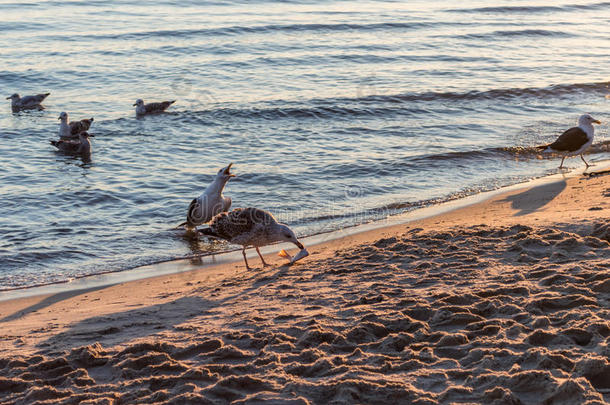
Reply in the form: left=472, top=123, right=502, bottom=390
left=1, top=170, right=609, bottom=404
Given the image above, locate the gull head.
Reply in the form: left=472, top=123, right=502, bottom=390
left=133, top=99, right=144, bottom=107
left=579, top=114, right=601, bottom=126
left=216, top=162, right=236, bottom=181
left=6, top=93, right=19, bottom=100
left=275, top=224, right=304, bottom=250
left=58, top=112, right=68, bottom=121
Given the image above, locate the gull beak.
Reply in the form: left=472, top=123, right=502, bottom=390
left=58, top=116, right=61, bottom=120
left=295, top=241, right=304, bottom=250
left=223, top=162, right=236, bottom=177
left=88, top=134, right=95, bottom=137
left=593, top=119, right=601, bottom=124
left=132, top=103, right=137, bottom=106
left=5, top=96, right=11, bottom=100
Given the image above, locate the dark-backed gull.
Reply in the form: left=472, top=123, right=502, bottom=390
left=198, top=207, right=305, bottom=270
left=538, top=114, right=601, bottom=168
left=133, top=98, right=175, bottom=116
left=7, top=92, right=50, bottom=110
left=50, top=131, right=94, bottom=155
left=58, top=112, right=94, bottom=139
left=181, top=163, right=235, bottom=229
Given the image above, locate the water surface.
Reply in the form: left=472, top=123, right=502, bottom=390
left=1, top=0, right=609, bottom=289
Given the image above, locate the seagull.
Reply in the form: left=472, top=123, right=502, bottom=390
left=198, top=207, right=305, bottom=270
left=133, top=98, right=175, bottom=116
left=537, top=114, right=601, bottom=168
left=50, top=131, right=94, bottom=155
left=58, top=112, right=94, bottom=139
left=7, top=93, right=50, bottom=110
left=180, top=163, right=235, bottom=229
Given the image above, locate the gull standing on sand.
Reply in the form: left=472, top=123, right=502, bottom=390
left=50, top=131, right=94, bottom=156
left=537, top=114, right=601, bottom=168
left=133, top=99, right=175, bottom=116
left=6, top=93, right=50, bottom=110
left=58, top=112, right=94, bottom=139
left=198, top=207, right=305, bottom=270
left=181, top=163, right=235, bottom=229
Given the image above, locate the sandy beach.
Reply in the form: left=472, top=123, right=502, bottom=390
left=1, top=169, right=609, bottom=405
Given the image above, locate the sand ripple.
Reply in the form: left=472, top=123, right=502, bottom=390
left=1, top=223, right=609, bottom=404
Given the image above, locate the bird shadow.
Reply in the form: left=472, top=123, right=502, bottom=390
left=0, top=286, right=111, bottom=324
left=36, top=295, right=212, bottom=354
left=499, top=179, right=567, bottom=216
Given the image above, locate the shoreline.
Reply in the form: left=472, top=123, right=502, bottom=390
left=1, top=160, right=609, bottom=404
left=2, top=160, right=609, bottom=303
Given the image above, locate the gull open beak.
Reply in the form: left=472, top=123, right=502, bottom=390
left=223, top=162, right=236, bottom=177
left=593, top=119, right=601, bottom=124
left=58, top=116, right=62, bottom=120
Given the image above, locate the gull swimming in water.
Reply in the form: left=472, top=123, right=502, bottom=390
left=7, top=93, right=50, bottom=110
left=133, top=98, right=175, bottom=116
left=198, top=207, right=305, bottom=270
left=58, top=112, right=94, bottom=139
left=537, top=114, right=601, bottom=168
left=50, top=131, right=94, bottom=156
left=180, top=163, right=235, bottom=230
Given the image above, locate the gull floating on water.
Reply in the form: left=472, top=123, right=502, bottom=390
left=181, top=163, right=235, bottom=230
left=537, top=114, right=601, bottom=168
left=7, top=92, right=50, bottom=110
left=50, top=131, right=94, bottom=155
left=58, top=112, right=94, bottom=139
left=198, top=207, right=305, bottom=270
left=133, top=98, right=175, bottom=116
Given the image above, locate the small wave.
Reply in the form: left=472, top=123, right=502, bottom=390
left=364, top=81, right=610, bottom=103
left=152, top=81, right=610, bottom=123
left=448, top=2, right=610, bottom=13
left=46, top=21, right=434, bottom=42
left=189, top=105, right=424, bottom=121
left=454, top=29, right=574, bottom=40
left=569, top=1, right=610, bottom=9
left=448, top=5, right=563, bottom=13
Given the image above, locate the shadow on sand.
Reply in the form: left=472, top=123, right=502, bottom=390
left=0, top=286, right=111, bottom=323
left=500, top=179, right=566, bottom=216
left=36, top=295, right=214, bottom=353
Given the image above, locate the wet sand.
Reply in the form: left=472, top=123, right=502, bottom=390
left=1, top=169, right=609, bottom=404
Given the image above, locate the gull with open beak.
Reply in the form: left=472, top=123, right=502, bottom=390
left=182, top=163, right=235, bottom=230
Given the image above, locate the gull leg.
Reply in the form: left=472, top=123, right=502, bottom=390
left=242, top=248, right=252, bottom=270
left=256, top=247, right=270, bottom=267
left=558, top=156, right=566, bottom=169
left=580, top=154, right=590, bottom=168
